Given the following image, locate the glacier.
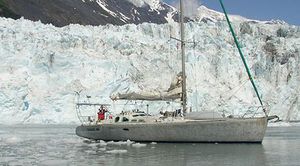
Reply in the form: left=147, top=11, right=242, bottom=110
left=0, top=17, right=299, bottom=124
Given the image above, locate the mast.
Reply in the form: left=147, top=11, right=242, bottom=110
left=180, top=0, right=187, bottom=112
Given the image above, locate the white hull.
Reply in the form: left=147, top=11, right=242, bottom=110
left=76, top=117, right=268, bottom=143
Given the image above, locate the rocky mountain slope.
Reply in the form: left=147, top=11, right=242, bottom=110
left=0, top=0, right=177, bottom=26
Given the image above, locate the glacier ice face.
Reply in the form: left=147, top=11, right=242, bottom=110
left=0, top=17, right=299, bottom=124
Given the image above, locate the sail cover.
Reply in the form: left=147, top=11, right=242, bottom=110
left=111, top=73, right=182, bottom=101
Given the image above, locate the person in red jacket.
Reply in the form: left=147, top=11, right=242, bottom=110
left=97, top=105, right=107, bottom=121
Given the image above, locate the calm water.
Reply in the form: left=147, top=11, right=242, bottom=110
left=0, top=125, right=299, bottom=166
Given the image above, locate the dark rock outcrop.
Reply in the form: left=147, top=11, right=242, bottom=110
left=0, top=0, right=177, bottom=27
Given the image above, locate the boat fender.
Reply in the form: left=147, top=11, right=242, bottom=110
left=115, top=117, right=120, bottom=123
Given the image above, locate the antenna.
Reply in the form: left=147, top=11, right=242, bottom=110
left=180, top=0, right=187, bottom=113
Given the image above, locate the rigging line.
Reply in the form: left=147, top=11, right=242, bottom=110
left=206, top=81, right=248, bottom=106
left=203, top=78, right=258, bottom=113
left=222, top=79, right=251, bottom=102
left=206, top=77, right=250, bottom=101
left=220, top=78, right=250, bottom=98
left=219, top=0, right=266, bottom=115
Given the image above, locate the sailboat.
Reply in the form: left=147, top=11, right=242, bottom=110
left=76, top=0, right=276, bottom=143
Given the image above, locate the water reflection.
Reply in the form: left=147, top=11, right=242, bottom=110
left=1, top=125, right=300, bottom=166
left=102, top=143, right=267, bottom=166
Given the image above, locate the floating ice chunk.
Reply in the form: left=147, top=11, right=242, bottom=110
left=99, top=140, right=108, bottom=146
left=150, top=142, right=157, bottom=144
left=0, top=157, right=15, bottom=162
left=98, top=147, right=106, bottom=151
left=132, top=143, right=147, bottom=148
left=41, top=159, right=69, bottom=166
left=5, top=136, right=22, bottom=144
left=106, top=149, right=128, bottom=154
left=84, top=149, right=97, bottom=155
left=126, top=139, right=134, bottom=145
left=107, top=140, right=134, bottom=146
left=7, top=161, right=24, bottom=166
left=107, top=141, right=124, bottom=145
left=62, top=138, right=82, bottom=144
left=115, top=141, right=128, bottom=145
left=83, top=139, right=93, bottom=144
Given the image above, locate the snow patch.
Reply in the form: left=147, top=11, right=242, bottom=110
left=195, top=5, right=246, bottom=22
left=94, top=0, right=118, bottom=17
left=126, top=0, right=165, bottom=11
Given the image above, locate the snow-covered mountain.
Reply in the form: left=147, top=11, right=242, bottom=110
left=0, top=3, right=299, bottom=124
left=0, top=0, right=177, bottom=26
left=195, top=5, right=288, bottom=25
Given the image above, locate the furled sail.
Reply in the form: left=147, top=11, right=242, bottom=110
left=111, top=73, right=182, bottom=101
